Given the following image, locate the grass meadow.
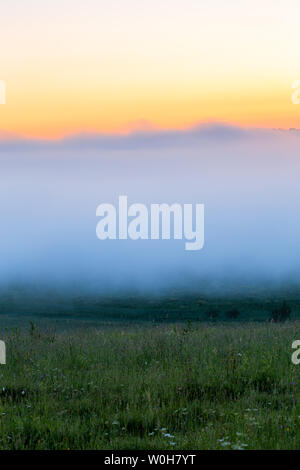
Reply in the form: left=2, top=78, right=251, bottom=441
left=0, top=318, right=300, bottom=450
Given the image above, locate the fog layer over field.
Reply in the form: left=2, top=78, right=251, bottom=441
left=1, top=124, right=300, bottom=294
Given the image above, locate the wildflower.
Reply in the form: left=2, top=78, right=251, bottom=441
left=232, top=444, right=247, bottom=450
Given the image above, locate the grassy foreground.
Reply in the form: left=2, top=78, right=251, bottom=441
left=0, top=321, right=300, bottom=450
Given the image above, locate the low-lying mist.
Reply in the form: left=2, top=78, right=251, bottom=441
left=1, top=123, right=300, bottom=296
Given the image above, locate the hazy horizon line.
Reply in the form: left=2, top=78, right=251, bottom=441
left=0, top=122, right=299, bottom=151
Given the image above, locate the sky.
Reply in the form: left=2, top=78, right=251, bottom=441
left=1, top=2, right=300, bottom=294
left=1, top=0, right=300, bottom=138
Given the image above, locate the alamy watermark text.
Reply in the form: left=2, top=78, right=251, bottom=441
left=0, top=81, right=6, bottom=104
left=96, top=196, right=204, bottom=251
left=0, top=341, right=5, bottom=364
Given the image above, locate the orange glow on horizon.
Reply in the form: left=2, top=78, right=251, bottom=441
left=1, top=78, right=300, bottom=140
